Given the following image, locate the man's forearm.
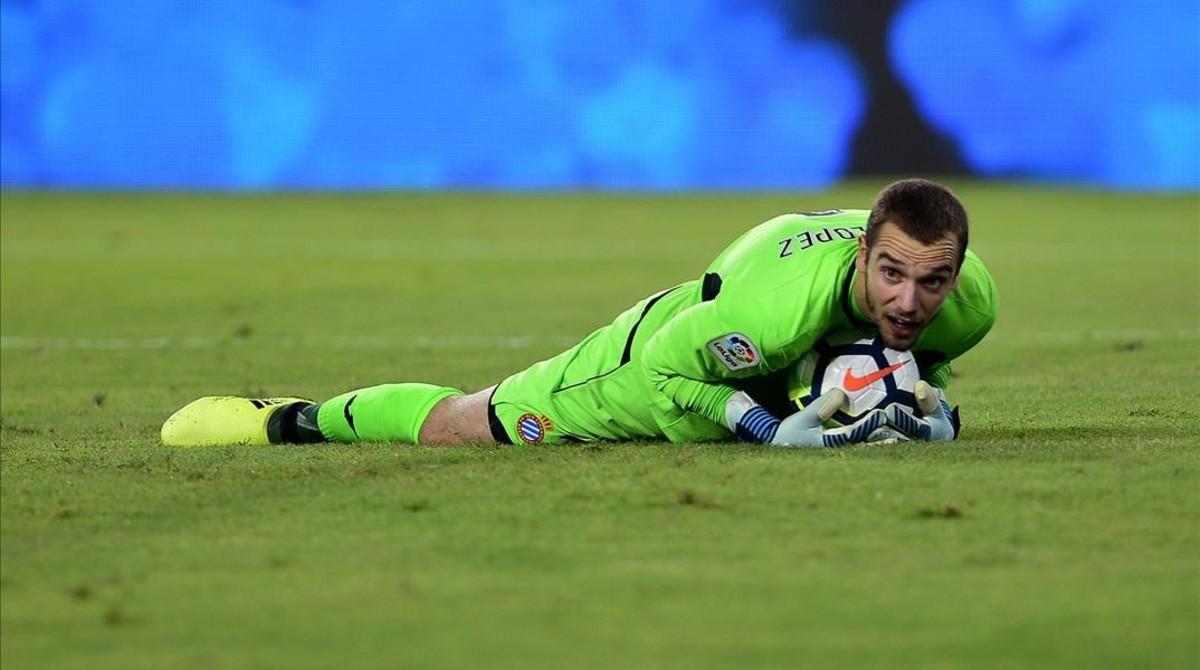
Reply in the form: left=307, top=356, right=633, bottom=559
left=650, top=373, right=738, bottom=427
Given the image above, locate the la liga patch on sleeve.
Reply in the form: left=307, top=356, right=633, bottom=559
left=707, top=333, right=761, bottom=371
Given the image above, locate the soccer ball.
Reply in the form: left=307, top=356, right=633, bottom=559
left=788, top=334, right=920, bottom=427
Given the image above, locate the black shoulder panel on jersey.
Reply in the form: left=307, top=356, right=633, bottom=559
left=701, top=272, right=723, bottom=302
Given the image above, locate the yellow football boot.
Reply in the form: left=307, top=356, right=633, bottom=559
left=161, top=396, right=312, bottom=447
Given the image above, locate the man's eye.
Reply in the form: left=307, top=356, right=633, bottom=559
left=923, top=278, right=944, bottom=290
left=882, top=268, right=900, bottom=281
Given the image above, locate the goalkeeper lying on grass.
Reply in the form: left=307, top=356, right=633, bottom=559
left=163, top=179, right=996, bottom=449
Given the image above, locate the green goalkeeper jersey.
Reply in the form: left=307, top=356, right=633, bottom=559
left=491, top=208, right=996, bottom=444
left=630, top=209, right=998, bottom=442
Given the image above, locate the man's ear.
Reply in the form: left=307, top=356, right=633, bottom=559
left=856, top=234, right=869, bottom=273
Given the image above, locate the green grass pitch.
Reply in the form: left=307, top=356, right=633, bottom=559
left=2, top=184, right=1198, bottom=669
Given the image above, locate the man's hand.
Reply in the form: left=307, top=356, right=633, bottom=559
left=725, top=388, right=888, bottom=448
left=886, top=381, right=959, bottom=442
left=780, top=388, right=889, bottom=447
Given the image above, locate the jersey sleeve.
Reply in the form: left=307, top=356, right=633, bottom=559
left=637, top=301, right=744, bottom=428
left=639, top=270, right=832, bottom=428
left=922, top=361, right=953, bottom=389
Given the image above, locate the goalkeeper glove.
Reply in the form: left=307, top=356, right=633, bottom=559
left=725, top=388, right=889, bottom=448
left=886, top=381, right=961, bottom=442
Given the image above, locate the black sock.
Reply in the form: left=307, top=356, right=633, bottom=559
left=295, top=403, right=324, bottom=442
left=267, top=402, right=326, bottom=444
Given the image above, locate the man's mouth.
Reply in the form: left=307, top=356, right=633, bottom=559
left=885, top=315, right=920, bottom=339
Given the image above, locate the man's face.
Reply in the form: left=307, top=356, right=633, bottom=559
left=856, top=221, right=960, bottom=350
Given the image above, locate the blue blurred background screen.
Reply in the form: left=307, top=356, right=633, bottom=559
left=1, top=0, right=1196, bottom=190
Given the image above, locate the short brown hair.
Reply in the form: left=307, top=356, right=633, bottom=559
left=866, top=179, right=969, bottom=269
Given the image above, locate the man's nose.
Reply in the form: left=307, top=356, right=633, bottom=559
left=895, top=283, right=919, bottom=313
